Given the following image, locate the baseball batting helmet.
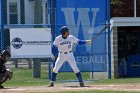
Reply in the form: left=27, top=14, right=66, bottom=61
left=60, top=26, right=69, bottom=35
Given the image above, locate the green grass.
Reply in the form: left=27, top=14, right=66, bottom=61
left=3, top=68, right=140, bottom=87
left=3, top=68, right=140, bottom=93
left=3, top=68, right=91, bottom=87
left=57, top=71, right=90, bottom=80
left=92, top=78, right=140, bottom=84
left=3, top=68, right=49, bottom=86
left=4, top=68, right=92, bottom=87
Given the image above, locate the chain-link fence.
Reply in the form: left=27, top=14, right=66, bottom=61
left=0, top=0, right=52, bottom=80
left=0, top=0, right=111, bottom=82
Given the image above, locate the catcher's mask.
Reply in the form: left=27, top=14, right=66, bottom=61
left=1, top=50, right=11, bottom=61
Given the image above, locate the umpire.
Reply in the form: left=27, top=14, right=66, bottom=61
left=0, top=50, right=13, bottom=89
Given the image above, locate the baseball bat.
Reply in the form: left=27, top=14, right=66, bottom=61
left=92, top=23, right=110, bottom=42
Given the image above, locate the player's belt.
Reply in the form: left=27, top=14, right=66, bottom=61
left=60, top=51, right=72, bottom=54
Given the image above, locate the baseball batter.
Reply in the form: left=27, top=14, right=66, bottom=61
left=48, top=26, right=91, bottom=87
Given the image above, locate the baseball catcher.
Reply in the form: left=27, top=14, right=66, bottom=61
left=0, top=50, right=13, bottom=88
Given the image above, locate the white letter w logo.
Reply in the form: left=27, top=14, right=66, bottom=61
left=61, top=8, right=99, bottom=52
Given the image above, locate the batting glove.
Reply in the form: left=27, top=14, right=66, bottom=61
left=86, top=40, right=92, bottom=44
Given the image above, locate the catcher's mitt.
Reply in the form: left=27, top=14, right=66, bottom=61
left=6, top=69, right=13, bottom=80
left=0, top=69, right=13, bottom=83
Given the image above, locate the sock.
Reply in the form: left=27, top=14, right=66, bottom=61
left=76, top=72, right=83, bottom=82
left=51, top=72, right=57, bottom=82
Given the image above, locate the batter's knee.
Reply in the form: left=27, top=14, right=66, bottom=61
left=53, top=67, right=59, bottom=73
left=73, top=68, right=80, bottom=73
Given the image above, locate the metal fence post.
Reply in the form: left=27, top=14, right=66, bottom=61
left=32, top=0, right=42, bottom=78
left=33, top=58, right=41, bottom=78
left=48, top=58, right=51, bottom=80
left=107, top=0, right=111, bottom=79
left=1, top=0, right=4, bottom=51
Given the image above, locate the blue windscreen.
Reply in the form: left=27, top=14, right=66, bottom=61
left=55, top=0, right=108, bottom=72
left=0, top=0, right=1, bottom=24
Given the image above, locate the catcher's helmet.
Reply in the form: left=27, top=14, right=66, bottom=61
left=60, top=26, right=69, bottom=35
left=1, top=50, right=11, bottom=57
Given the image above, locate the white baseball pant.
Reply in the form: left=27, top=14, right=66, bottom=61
left=53, top=52, right=80, bottom=73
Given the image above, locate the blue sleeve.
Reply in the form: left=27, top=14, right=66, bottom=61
left=78, top=40, right=87, bottom=45
left=52, top=45, right=57, bottom=55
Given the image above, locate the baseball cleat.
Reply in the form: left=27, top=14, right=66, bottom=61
left=0, top=85, right=4, bottom=89
left=80, top=82, right=84, bottom=87
left=48, top=82, right=54, bottom=87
